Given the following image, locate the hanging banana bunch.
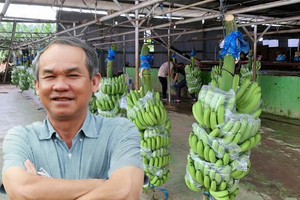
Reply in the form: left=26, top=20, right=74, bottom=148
left=185, top=49, right=202, bottom=96
left=185, top=13, right=262, bottom=200
left=90, top=44, right=128, bottom=117
left=126, top=44, right=172, bottom=190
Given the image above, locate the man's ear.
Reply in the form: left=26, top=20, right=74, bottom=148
left=92, top=73, right=101, bottom=93
left=34, top=80, right=39, bottom=96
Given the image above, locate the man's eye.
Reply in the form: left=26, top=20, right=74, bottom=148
left=68, top=74, right=79, bottom=77
left=43, top=75, right=55, bottom=79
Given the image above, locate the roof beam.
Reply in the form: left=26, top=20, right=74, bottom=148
left=16, top=0, right=163, bottom=48
left=230, top=0, right=300, bottom=15
left=0, top=0, right=12, bottom=21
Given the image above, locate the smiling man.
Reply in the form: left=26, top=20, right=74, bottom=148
left=1, top=37, right=144, bottom=200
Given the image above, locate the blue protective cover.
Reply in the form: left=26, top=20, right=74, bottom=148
left=220, top=31, right=250, bottom=58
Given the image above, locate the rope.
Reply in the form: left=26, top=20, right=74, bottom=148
left=150, top=185, right=168, bottom=200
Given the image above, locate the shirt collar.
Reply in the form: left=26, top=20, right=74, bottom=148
left=39, top=111, right=99, bottom=140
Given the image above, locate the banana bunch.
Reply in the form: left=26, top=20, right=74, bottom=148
left=235, top=78, right=262, bottom=117
left=185, top=151, right=240, bottom=199
left=127, top=90, right=169, bottom=130
left=186, top=79, right=262, bottom=199
left=11, top=67, right=20, bottom=85
left=193, top=85, right=236, bottom=129
left=14, top=66, right=33, bottom=91
left=101, top=74, right=128, bottom=95
left=239, top=60, right=261, bottom=84
left=185, top=64, right=202, bottom=95
left=94, top=92, right=126, bottom=117
left=92, top=74, right=128, bottom=117
left=210, top=65, right=222, bottom=87
left=141, top=126, right=171, bottom=186
left=126, top=90, right=172, bottom=187
left=96, top=93, right=121, bottom=111
left=89, top=94, right=98, bottom=114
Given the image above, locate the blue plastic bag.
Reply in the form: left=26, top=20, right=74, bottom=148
left=220, top=31, right=250, bottom=58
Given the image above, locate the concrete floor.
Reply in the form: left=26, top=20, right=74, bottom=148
left=0, top=84, right=299, bottom=200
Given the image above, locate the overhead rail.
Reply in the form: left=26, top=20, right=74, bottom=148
left=15, top=0, right=163, bottom=49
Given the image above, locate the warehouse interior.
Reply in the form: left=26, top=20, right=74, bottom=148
left=0, top=0, right=300, bottom=200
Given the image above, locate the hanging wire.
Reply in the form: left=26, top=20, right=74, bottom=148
left=219, top=0, right=226, bottom=37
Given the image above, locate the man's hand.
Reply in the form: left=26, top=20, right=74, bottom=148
left=24, top=159, right=38, bottom=175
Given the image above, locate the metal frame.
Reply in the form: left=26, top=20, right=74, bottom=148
left=1, top=0, right=300, bottom=83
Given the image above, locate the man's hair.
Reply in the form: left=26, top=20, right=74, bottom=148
left=32, top=37, right=99, bottom=81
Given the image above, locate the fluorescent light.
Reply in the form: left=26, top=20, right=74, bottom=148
left=0, top=3, right=56, bottom=20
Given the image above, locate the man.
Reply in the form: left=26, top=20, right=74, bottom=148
left=1, top=37, right=144, bottom=199
left=158, top=60, right=174, bottom=101
left=172, top=63, right=196, bottom=103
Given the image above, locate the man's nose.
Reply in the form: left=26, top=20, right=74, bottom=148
left=53, top=77, right=70, bottom=91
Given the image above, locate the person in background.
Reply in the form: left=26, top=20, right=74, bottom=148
left=172, top=62, right=197, bottom=103
left=1, top=37, right=144, bottom=200
left=0, top=58, right=6, bottom=73
left=158, top=59, right=174, bottom=101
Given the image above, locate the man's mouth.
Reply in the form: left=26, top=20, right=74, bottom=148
left=52, top=97, right=74, bottom=101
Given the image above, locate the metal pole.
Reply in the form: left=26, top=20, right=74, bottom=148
left=113, top=0, right=136, bottom=27
left=17, top=0, right=163, bottom=48
left=230, top=0, right=300, bottom=15
left=123, top=34, right=126, bottom=74
left=0, top=0, right=12, bottom=21
left=167, top=26, right=171, bottom=102
left=3, top=21, right=16, bottom=83
left=253, top=22, right=257, bottom=82
left=73, top=22, right=76, bottom=36
left=135, top=1, right=139, bottom=90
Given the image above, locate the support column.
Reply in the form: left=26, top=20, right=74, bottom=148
left=167, top=26, right=171, bottom=102
left=134, top=0, right=139, bottom=89
left=253, top=22, right=257, bottom=82
left=3, top=21, right=16, bottom=83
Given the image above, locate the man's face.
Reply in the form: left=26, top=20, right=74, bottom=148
left=34, top=43, right=100, bottom=121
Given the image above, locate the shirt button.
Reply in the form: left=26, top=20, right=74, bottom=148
left=79, top=138, right=83, bottom=142
left=55, top=133, right=59, bottom=138
left=68, top=153, right=72, bottom=159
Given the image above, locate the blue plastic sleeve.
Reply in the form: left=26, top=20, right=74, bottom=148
left=106, top=48, right=116, bottom=61
left=220, top=31, right=250, bottom=58
left=191, top=49, right=196, bottom=57
left=139, top=54, right=153, bottom=69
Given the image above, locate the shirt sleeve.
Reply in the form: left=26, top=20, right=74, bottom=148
left=108, top=118, right=143, bottom=177
left=2, top=126, right=33, bottom=175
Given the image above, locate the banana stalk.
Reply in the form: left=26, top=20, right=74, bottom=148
left=140, top=44, right=152, bottom=93
left=106, top=44, right=117, bottom=78
left=191, top=49, right=196, bottom=68
left=220, top=14, right=237, bottom=91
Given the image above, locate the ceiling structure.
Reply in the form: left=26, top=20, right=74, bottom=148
left=0, top=0, right=300, bottom=51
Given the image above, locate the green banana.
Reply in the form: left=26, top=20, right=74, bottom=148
left=236, top=78, right=251, bottom=100
left=238, top=91, right=261, bottom=114
left=193, top=100, right=205, bottom=126
left=209, top=189, right=229, bottom=198
left=210, top=111, right=218, bottom=129
left=203, top=107, right=211, bottom=128
left=204, top=175, right=211, bottom=189
left=209, top=149, right=217, bottom=163
left=196, top=140, right=204, bottom=158
left=231, top=74, right=240, bottom=92
left=196, top=170, right=204, bottom=185
left=217, top=104, right=225, bottom=125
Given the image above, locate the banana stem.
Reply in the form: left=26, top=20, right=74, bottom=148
left=220, top=14, right=237, bottom=91
left=142, top=68, right=152, bottom=93
left=191, top=56, right=195, bottom=68
left=106, top=44, right=117, bottom=78
left=141, top=44, right=152, bottom=93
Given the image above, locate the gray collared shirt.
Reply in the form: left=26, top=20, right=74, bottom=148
left=1, top=111, right=143, bottom=182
